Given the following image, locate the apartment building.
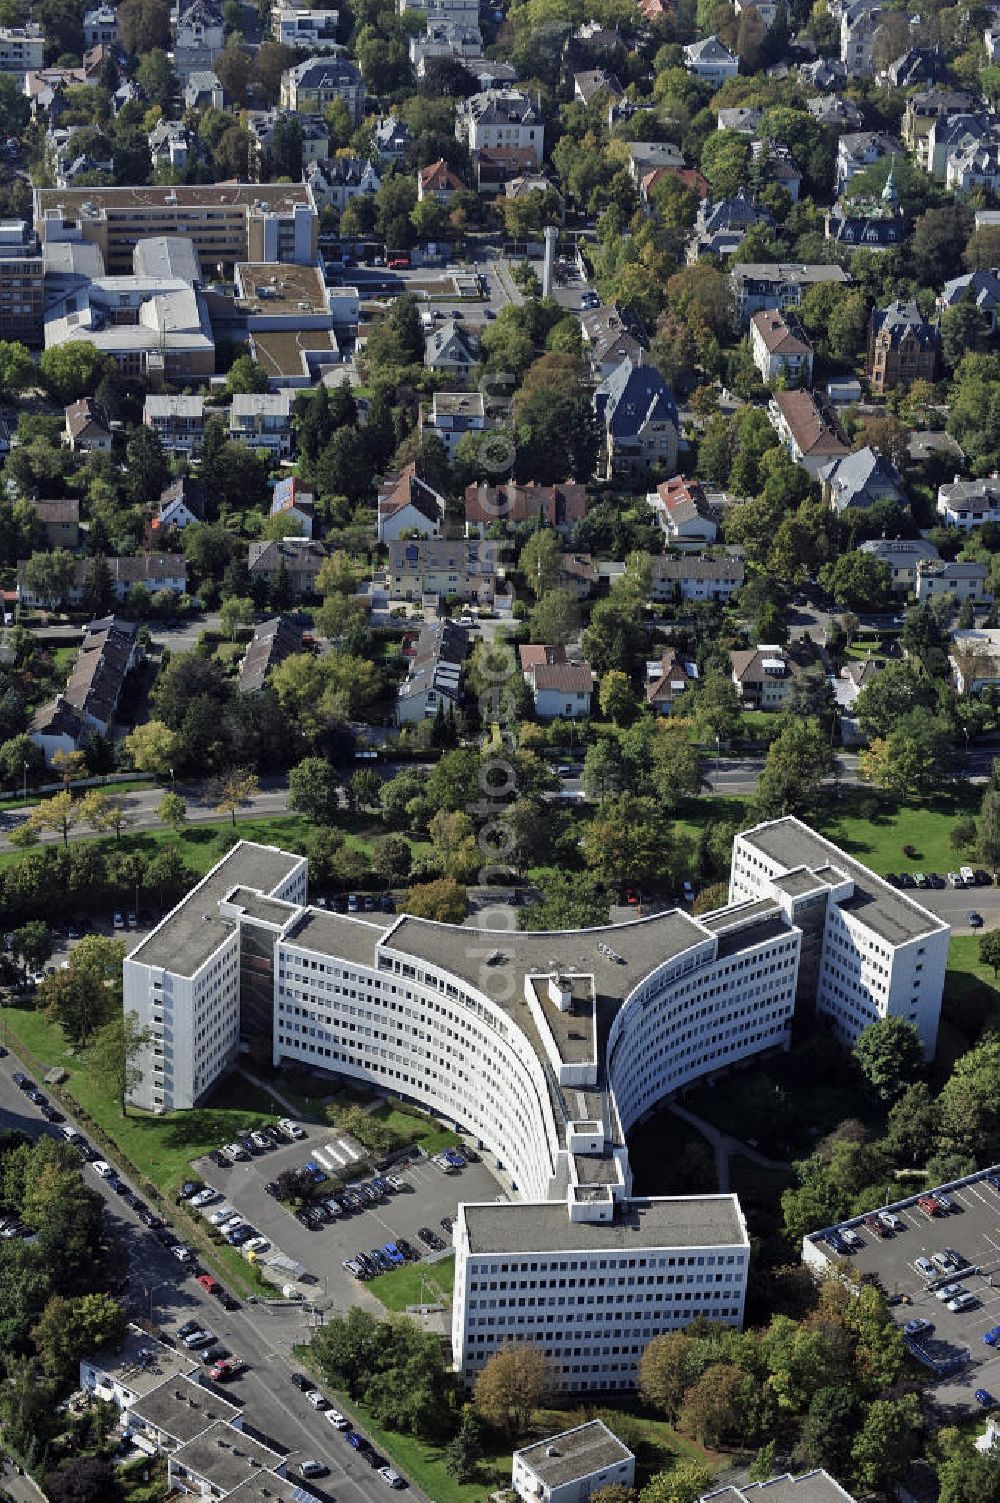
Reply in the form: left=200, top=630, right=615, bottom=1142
left=247, top=110, right=331, bottom=182
left=83, top=6, right=118, bottom=47
left=730, top=262, right=850, bottom=328
left=937, top=475, right=1000, bottom=528
left=248, top=538, right=328, bottom=599
left=749, top=310, right=813, bottom=387
left=649, top=555, right=744, bottom=603
left=513, top=1422, right=634, bottom=1503
left=229, top=393, right=294, bottom=459
left=858, top=537, right=939, bottom=592
left=173, top=0, right=225, bottom=79
left=35, top=184, right=319, bottom=274
left=144, top=395, right=206, bottom=458
left=387, top=538, right=498, bottom=604
left=279, top=57, right=365, bottom=125
left=647, top=478, right=718, bottom=546
left=914, top=559, right=991, bottom=604
left=456, top=90, right=544, bottom=161
left=271, top=6, right=340, bottom=45
left=0, top=220, right=43, bottom=344
left=683, top=34, right=739, bottom=80
left=30, top=498, right=80, bottom=550
left=123, top=819, right=947, bottom=1387
left=594, top=356, right=679, bottom=482
left=840, top=0, right=881, bottom=76
left=421, top=390, right=487, bottom=457
left=768, top=391, right=850, bottom=476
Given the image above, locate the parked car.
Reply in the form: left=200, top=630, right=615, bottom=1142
left=379, top=1467, right=406, bottom=1488
left=327, top=1409, right=351, bottom=1430
left=983, top=1326, right=1000, bottom=1346
left=968, top=911, right=984, bottom=929
left=305, top=1390, right=328, bottom=1409
left=178, top=1180, right=204, bottom=1200
left=947, top=1292, right=978, bottom=1312
left=182, top=1329, right=215, bottom=1349
left=904, top=1318, right=934, bottom=1338
left=841, top=1227, right=864, bottom=1249
left=977, top=1390, right=997, bottom=1409
left=879, top=1211, right=904, bottom=1232
left=299, top=1460, right=328, bottom=1479
left=289, top=1373, right=312, bottom=1391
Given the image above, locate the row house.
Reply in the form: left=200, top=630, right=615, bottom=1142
left=17, top=556, right=187, bottom=611
left=143, top=395, right=205, bottom=458
left=397, top=619, right=468, bottom=723
left=465, top=481, right=587, bottom=536
left=768, top=390, right=850, bottom=476
left=30, top=616, right=141, bottom=763
left=229, top=393, right=294, bottom=459
left=387, top=538, right=498, bottom=604
left=648, top=555, right=745, bottom=604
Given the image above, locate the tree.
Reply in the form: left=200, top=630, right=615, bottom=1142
left=288, top=757, right=341, bottom=823
left=677, top=1363, right=752, bottom=1448
left=599, top=670, right=634, bottom=726
left=24, top=549, right=77, bottom=611
left=912, top=205, right=972, bottom=286
left=884, top=1081, right=938, bottom=1167
left=753, top=721, right=834, bottom=821
left=529, top=588, right=580, bottom=647
left=32, top=1292, right=126, bottom=1384
left=220, top=595, right=254, bottom=641
left=937, top=1035, right=1000, bottom=1159
left=11, top=919, right=52, bottom=973
left=795, top=1385, right=857, bottom=1473
left=444, top=1408, right=485, bottom=1483
left=473, top=1342, right=553, bottom=1436
left=853, top=1018, right=924, bottom=1103
left=692, top=674, right=742, bottom=743
left=859, top=708, right=952, bottom=798
left=126, top=424, right=168, bottom=507
left=157, top=791, right=187, bottom=835
left=428, top=809, right=477, bottom=879
left=118, top=0, right=171, bottom=52
left=213, top=767, right=260, bottom=825
left=39, top=343, right=113, bottom=403
left=592, top=1490, right=638, bottom=1503
left=79, top=791, right=132, bottom=841
left=90, top=1010, right=154, bottom=1116
left=640, top=1463, right=713, bottom=1503
left=639, top=1330, right=695, bottom=1420
left=403, top=878, right=467, bottom=923
left=941, top=299, right=992, bottom=370
left=519, top=531, right=563, bottom=598
left=213, top=37, right=252, bottom=104
left=225, top=353, right=269, bottom=395
left=938, top=1443, right=1000, bottom=1503
left=581, top=796, right=684, bottom=889
left=0, top=340, right=35, bottom=401
left=29, top=790, right=80, bottom=847
left=123, top=720, right=178, bottom=775
left=46, top=1458, right=124, bottom=1503
left=855, top=662, right=936, bottom=741
left=819, top=552, right=891, bottom=612
left=850, top=1395, right=922, bottom=1493
left=978, top=789, right=1000, bottom=877
left=372, top=835, right=412, bottom=885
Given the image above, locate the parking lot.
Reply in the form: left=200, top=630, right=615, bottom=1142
left=809, top=1169, right=1000, bottom=1414
left=191, top=1127, right=504, bottom=1310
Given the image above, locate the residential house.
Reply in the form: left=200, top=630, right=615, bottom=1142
left=646, top=477, right=717, bottom=546
left=279, top=57, right=365, bottom=125
left=834, top=657, right=884, bottom=743
left=866, top=298, right=938, bottom=393
left=421, top=390, right=487, bottom=458
left=574, top=69, right=623, bottom=104
left=915, top=559, right=991, bottom=604
left=517, top=1425, right=626, bottom=1503
left=806, top=94, right=862, bottom=129
left=270, top=476, right=315, bottom=538
left=148, top=119, right=191, bottom=174
left=624, top=141, right=686, bottom=182
left=387, top=538, right=498, bottom=604
left=879, top=46, right=940, bottom=87
left=947, top=140, right=1000, bottom=192
left=938, top=475, right=1000, bottom=528
left=682, top=35, right=739, bottom=82
left=717, top=106, right=762, bottom=134
left=524, top=659, right=594, bottom=719
left=801, top=57, right=847, bottom=89
left=475, top=146, right=539, bottom=194
left=371, top=114, right=412, bottom=165
left=83, top=7, right=118, bottom=48
left=247, top=110, right=331, bottom=181
left=464, top=481, right=587, bottom=536
left=902, top=88, right=973, bottom=170
left=750, top=141, right=802, bottom=202
left=504, top=173, right=563, bottom=217
left=649, top=555, right=745, bottom=603
left=819, top=446, right=907, bottom=513
left=858, top=537, right=940, bottom=592
left=18, top=555, right=187, bottom=610
left=248, top=538, right=328, bottom=599
left=734, top=0, right=777, bottom=23
left=173, top=0, right=225, bottom=80
left=143, top=395, right=205, bottom=458
left=593, top=356, right=679, bottom=482
left=640, top=166, right=711, bottom=208
left=938, top=268, right=1000, bottom=330
left=580, top=304, right=647, bottom=380
left=30, top=616, right=140, bottom=762
left=410, top=23, right=484, bottom=76
left=418, top=158, right=466, bottom=203
left=183, top=70, right=225, bottom=110
left=397, top=618, right=468, bottom=723
left=238, top=615, right=303, bottom=694
left=271, top=6, right=340, bottom=45
left=835, top=131, right=901, bottom=192
left=518, top=643, right=565, bottom=674
left=558, top=552, right=598, bottom=599
left=730, top=262, right=850, bottom=327
left=455, top=90, right=543, bottom=162
left=768, top=390, right=850, bottom=476
left=825, top=170, right=906, bottom=249
left=950, top=627, right=1000, bottom=693
left=424, top=319, right=478, bottom=377
left=229, top=393, right=294, bottom=459
left=378, top=464, right=446, bottom=542
left=687, top=193, right=772, bottom=262
left=305, top=156, right=380, bottom=214
left=926, top=111, right=1000, bottom=181
left=749, top=310, right=814, bottom=386
left=840, top=0, right=881, bottom=76
left=646, top=649, right=698, bottom=714
left=31, top=498, right=80, bottom=550
left=155, top=476, right=206, bottom=532
left=63, top=397, right=111, bottom=453
left=0, top=23, right=44, bottom=75
left=730, top=644, right=793, bottom=709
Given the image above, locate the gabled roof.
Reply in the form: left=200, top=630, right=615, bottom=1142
left=64, top=396, right=110, bottom=442
left=818, top=446, right=905, bottom=510
left=31, top=498, right=79, bottom=525
left=420, top=158, right=464, bottom=193
left=731, top=644, right=790, bottom=683
left=530, top=662, right=594, bottom=694
left=379, top=462, right=445, bottom=525
left=239, top=615, right=303, bottom=694
left=158, top=475, right=205, bottom=521
left=271, top=476, right=315, bottom=516
left=772, top=391, right=849, bottom=459
left=869, top=298, right=938, bottom=350
left=519, top=643, right=567, bottom=672
left=647, top=650, right=696, bottom=705
left=425, top=320, right=478, bottom=365
left=594, top=356, right=677, bottom=440
left=751, top=310, right=813, bottom=356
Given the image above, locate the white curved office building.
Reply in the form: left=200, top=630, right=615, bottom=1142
left=124, top=816, right=948, bottom=1391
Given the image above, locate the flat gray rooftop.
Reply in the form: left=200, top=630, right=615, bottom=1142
left=382, top=908, right=709, bottom=1006
left=281, top=908, right=389, bottom=967
left=741, top=1474, right=855, bottom=1503
left=529, top=977, right=595, bottom=1066
left=773, top=868, right=829, bottom=898
left=716, top=914, right=791, bottom=960
left=128, top=843, right=303, bottom=976
left=699, top=898, right=779, bottom=931
left=573, top=1152, right=618, bottom=1184
left=227, top=1476, right=311, bottom=1503
left=86, top=1328, right=197, bottom=1398
left=461, top=1195, right=748, bottom=1254
left=170, top=1421, right=284, bottom=1492
left=741, top=819, right=945, bottom=946
left=224, top=886, right=300, bottom=928
left=517, top=1421, right=632, bottom=1487
left=131, top=1376, right=239, bottom=1444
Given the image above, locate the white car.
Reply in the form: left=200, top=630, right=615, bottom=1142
left=379, top=1466, right=405, bottom=1488
left=242, top=1237, right=269, bottom=1255
left=183, top=1329, right=215, bottom=1349
left=208, top=1206, right=234, bottom=1226
left=326, top=1409, right=351, bottom=1430
left=278, top=1117, right=306, bottom=1140
left=841, top=1227, right=864, bottom=1250
left=220, top=1214, right=243, bottom=1234
left=879, top=1211, right=904, bottom=1232
left=171, top=1244, right=193, bottom=1263
left=935, top=1282, right=965, bottom=1302
left=948, top=872, right=964, bottom=888
left=189, top=1188, right=217, bottom=1208
left=299, top=1461, right=328, bottom=1479
left=948, top=1292, right=978, bottom=1312
left=306, top=1390, right=328, bottom=1409
left=92, top=1161, right=114, bottom=1178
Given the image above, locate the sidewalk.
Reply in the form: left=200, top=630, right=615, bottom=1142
left=670, top=1102, right=789, bottom=1194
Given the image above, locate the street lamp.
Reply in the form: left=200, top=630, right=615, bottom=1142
left=22, top=760, right=27, bottom=803
left=169, top=767, right=174, bottom=789
left=714, top=735, right=721, bottom=793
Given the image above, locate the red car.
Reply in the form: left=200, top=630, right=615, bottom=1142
left=197, top=1274, right=221, bottom=1295
left=388, top=257, right=410, bottom=269
left=210, top=1356, right=244, bottom=1381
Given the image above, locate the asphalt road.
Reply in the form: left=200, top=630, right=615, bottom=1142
left=0, top=1056, right=429, bottom=1503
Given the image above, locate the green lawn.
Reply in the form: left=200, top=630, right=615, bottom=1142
left=368, top=1253, right=455, bottom=1312
left=941, top=933, right=1000, bottom=1060
left=813, top=787, right=980, bottom=879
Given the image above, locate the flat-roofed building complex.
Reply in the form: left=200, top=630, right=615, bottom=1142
left=123, top=818, right=947, bottom=1392
left=513, top=1421, right=634, bottom=1503
left=34, top=184, right=318, bottom=274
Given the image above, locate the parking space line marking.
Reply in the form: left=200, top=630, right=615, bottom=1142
left=338, top=1138, right=363, bottom=1162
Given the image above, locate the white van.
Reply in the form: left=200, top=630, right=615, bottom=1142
left=961, top=867, right=977, bottom=886
left=282, top=1284, right=303, bottom=1301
